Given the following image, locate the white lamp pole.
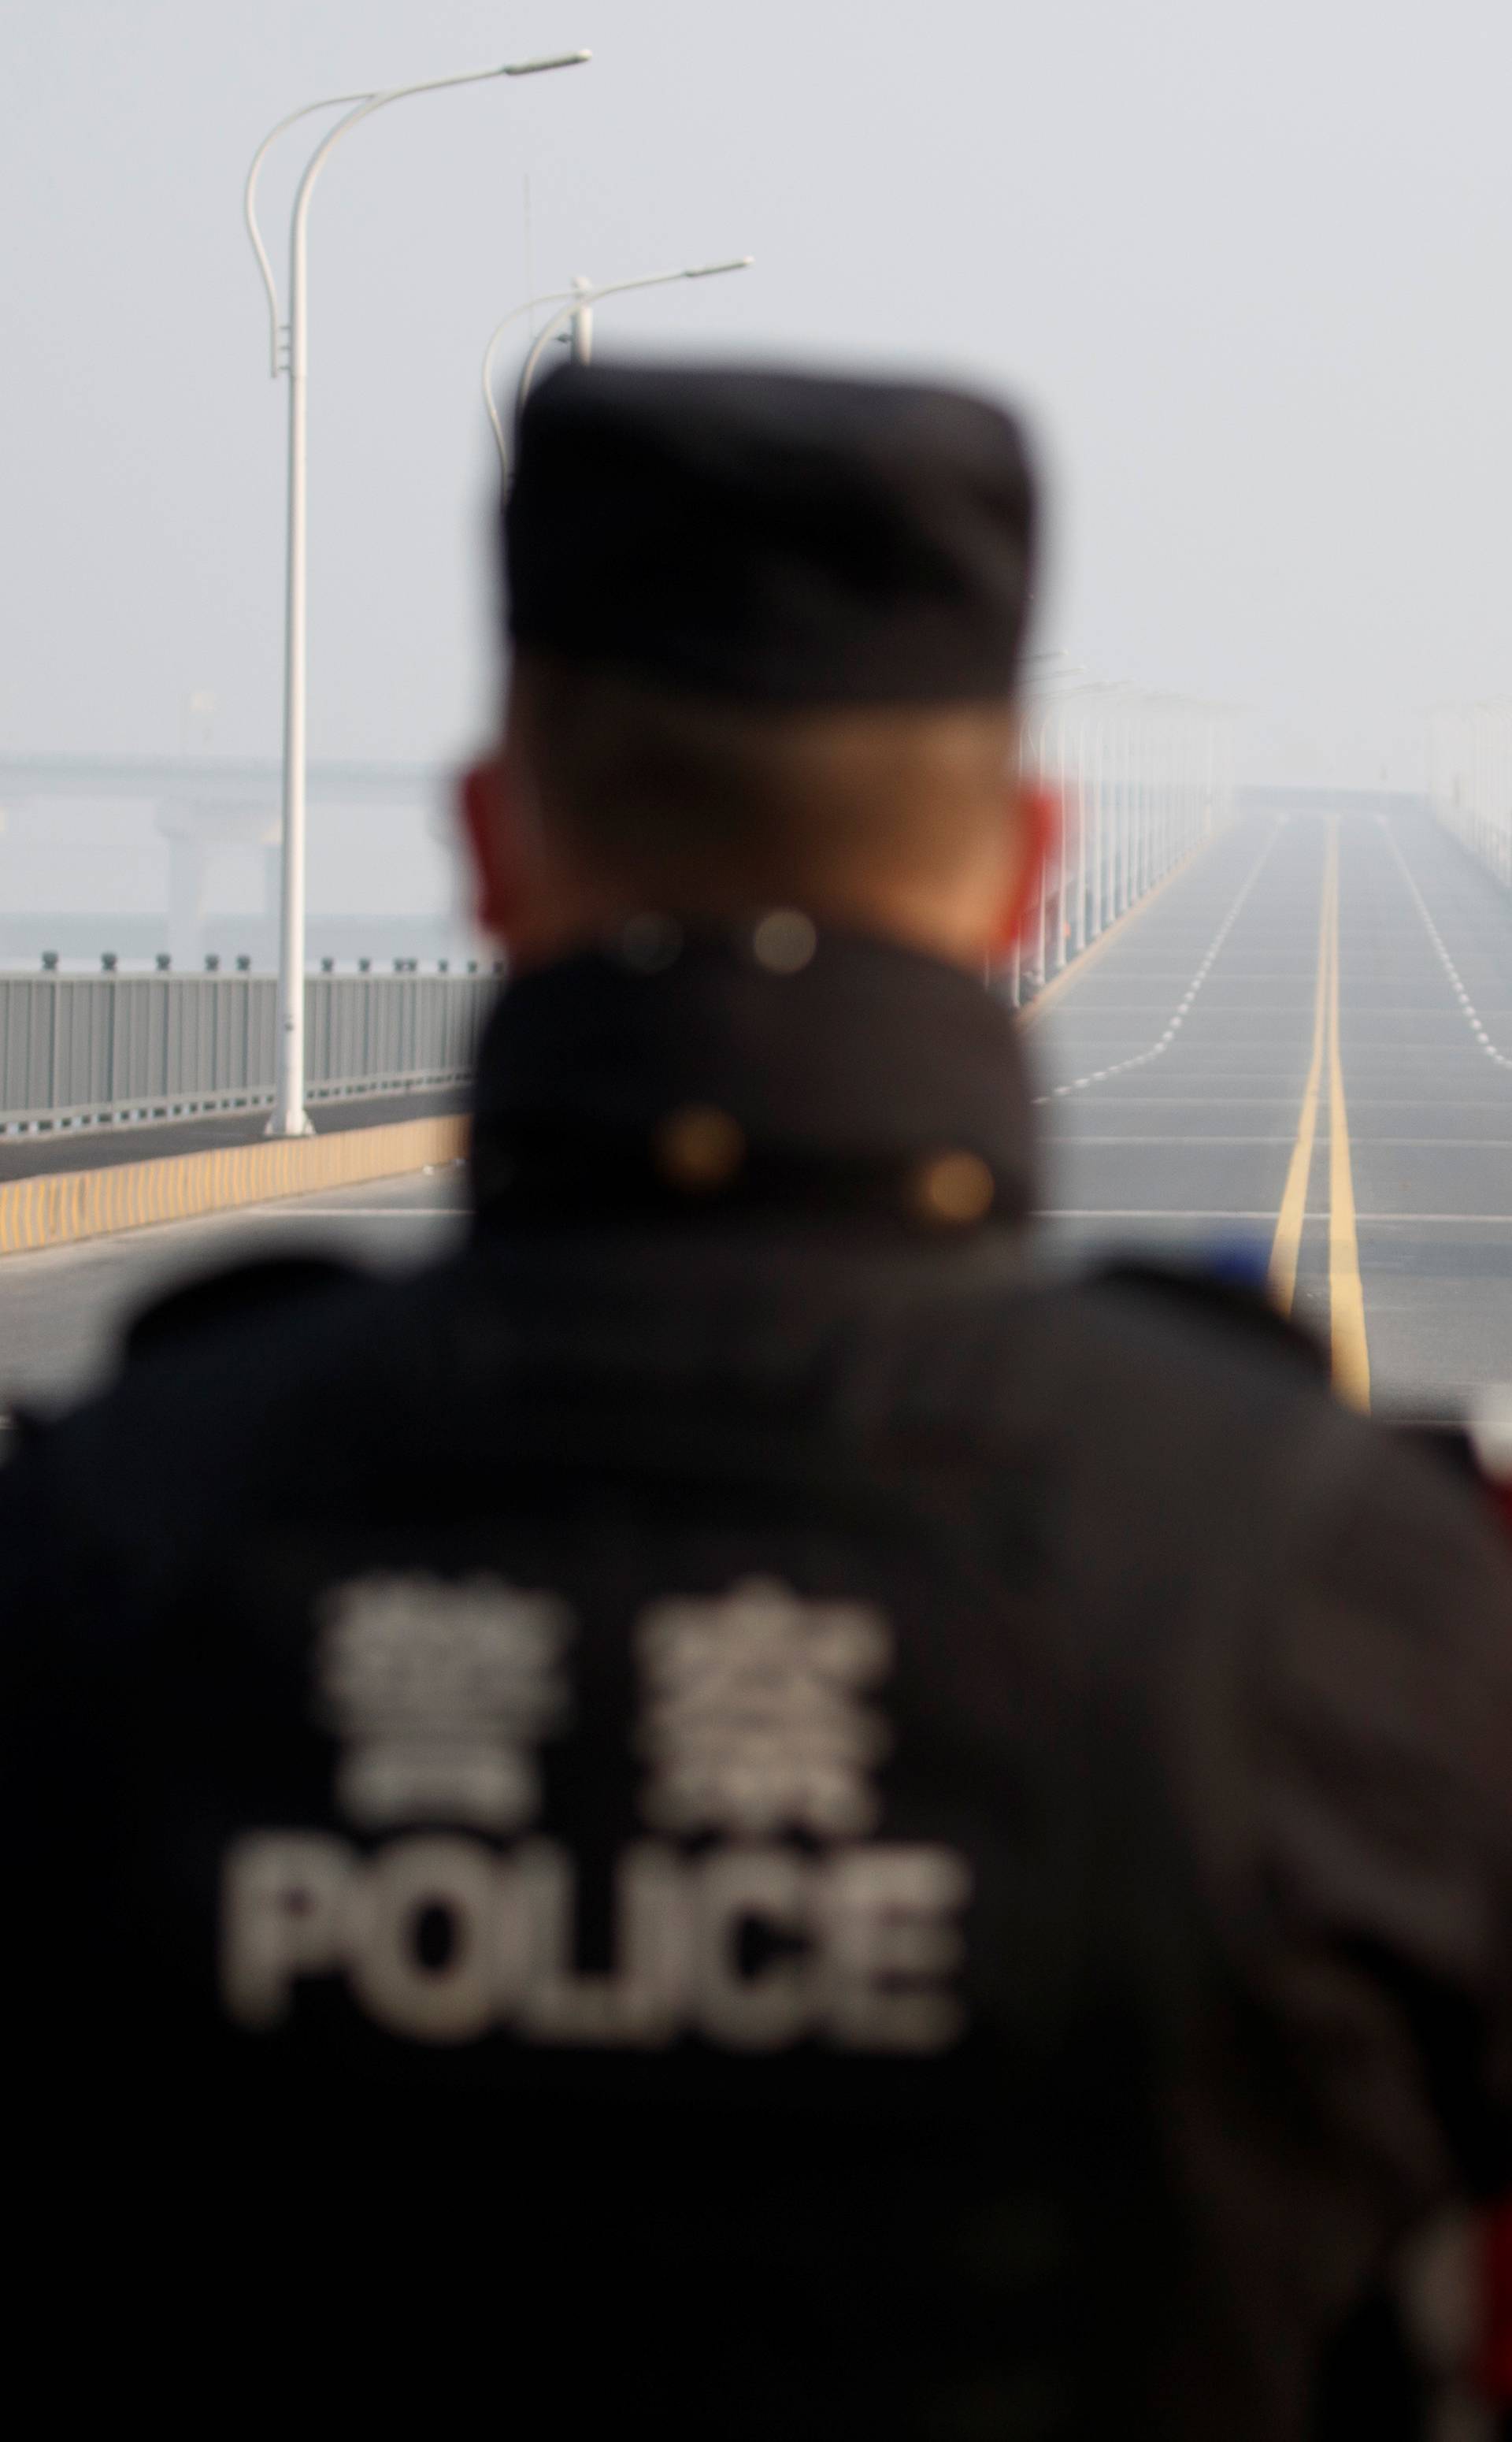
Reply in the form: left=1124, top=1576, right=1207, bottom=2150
left=482, top=258, right=754, bottom=482
left=245, top=51, right=590, bottom=1137
left=569, top=272, right=595, bottom=364
left=480, top=284, right=580, bottom=473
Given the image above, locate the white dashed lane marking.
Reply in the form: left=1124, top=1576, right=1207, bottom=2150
left=1032, top=824, right=1281, bottom=1106
left=1387, top=826, right=1512, bottom=1074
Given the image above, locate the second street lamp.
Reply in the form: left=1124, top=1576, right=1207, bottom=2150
left=483, top=258, right=754, bottom=484
left=245, top=50, right=590, bottom=1138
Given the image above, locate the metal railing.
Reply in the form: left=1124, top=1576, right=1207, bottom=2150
left=1005, top=680, right=1237, bottom=1005
left=0, top=968, right=495, bottom=1134
left=1429, top=702, right=1512, bottom=885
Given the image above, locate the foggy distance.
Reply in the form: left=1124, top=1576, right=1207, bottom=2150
left=5, top=0, right=1510, bottom=792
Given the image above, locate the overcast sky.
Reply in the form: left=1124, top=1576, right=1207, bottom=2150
left=5, top=0, right=1512, bottom=786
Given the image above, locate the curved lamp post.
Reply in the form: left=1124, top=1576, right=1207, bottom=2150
left=479, top=284, right=579, bottom=473
left=245, top=50, right=590, bottom=1137
left=483, top=258, right=753, bottom=482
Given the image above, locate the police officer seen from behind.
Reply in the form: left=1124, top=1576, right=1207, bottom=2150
left=6, top=366, right=1512, bottom=2440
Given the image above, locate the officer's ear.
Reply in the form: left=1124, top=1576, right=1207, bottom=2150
left=991, top=777, right=1058, bottom=954
left=458, top=754, right=531, bottom=944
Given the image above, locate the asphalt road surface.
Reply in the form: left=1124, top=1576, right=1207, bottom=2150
left=1, top=800, right=1510, bottom=1424
left=1030, top=800, right=1512, bottom=1420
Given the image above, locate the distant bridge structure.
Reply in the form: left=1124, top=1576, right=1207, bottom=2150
left=0, top=753, right=459, bottom=973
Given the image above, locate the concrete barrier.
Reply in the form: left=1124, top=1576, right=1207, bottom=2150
left=0, top=1113, right=469, bottom=1257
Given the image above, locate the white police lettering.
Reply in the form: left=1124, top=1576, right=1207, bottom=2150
left=821, top=1846, right=971, bottom=2051
left=220, top=1832, right=357, bottom=2031
left=220, top=1835, right=970, bottom=2050
left=691, top=1846, right=811, bottom=2050
left=317, top=1572, right=570, bottom=1832
left=636, top=1577, right=891, bottom=1836
left=346, top=1835, right=502, bottom=2043
left=219, top=1575, right=972, bottom=2054
left=514, top=1840, right=688, bottom=2047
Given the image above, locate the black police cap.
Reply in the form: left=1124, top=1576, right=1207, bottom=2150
left=504, top=363, right=1036, bottom=705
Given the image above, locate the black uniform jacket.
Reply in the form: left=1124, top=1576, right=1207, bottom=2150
left=3, top=926, right=1512, bottom=2442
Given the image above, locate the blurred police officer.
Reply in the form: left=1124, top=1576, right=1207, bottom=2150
left=5, top=366, right=1512, bottom=2441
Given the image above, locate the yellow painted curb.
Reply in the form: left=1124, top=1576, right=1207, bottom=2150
left=0, top=1114, right=469, bottom=1258
left=1016, top=840, right=1210, bottom=1032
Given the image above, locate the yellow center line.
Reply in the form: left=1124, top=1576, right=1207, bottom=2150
left=1266, top=822, right=1371, bottom=1408
left=1268, top=833, right=1333, bottom=1311
left=1325, top=844, right=1370, bottom=1410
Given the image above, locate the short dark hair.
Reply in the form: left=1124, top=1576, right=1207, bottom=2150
left=508, top=654, right=1017, bottom=898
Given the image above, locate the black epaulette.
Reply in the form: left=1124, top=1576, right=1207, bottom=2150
left=121, top=1253, right=362, bottom=1368
left=1091, top=1256, right=1329, bottom=1379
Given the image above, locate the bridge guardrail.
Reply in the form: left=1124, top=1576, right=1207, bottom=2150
left=1429, top=703, right=1512, bottom=885
left=0, top=969, right=495, bottom=1134
left=1005, top=682, right=1237, bottom=1007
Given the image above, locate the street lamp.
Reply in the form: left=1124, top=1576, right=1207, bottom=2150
left=245, top=50, right=590, bottom=1137
left=483, top=258, right=754, bottom=481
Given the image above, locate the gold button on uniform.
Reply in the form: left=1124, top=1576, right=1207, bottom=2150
left=654, top=1104, right=747, bottom=1193
left=909, top=1150, right=995, bottom=1227
left=750, top=910, right=817, bottom=974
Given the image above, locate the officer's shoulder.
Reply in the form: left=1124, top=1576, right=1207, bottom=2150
left=935, top=1249, right=1330, bottom=1405
left=1008, top=1257, right=1504, bottom=1566
left=940, top=1253, right=1495, bottom=1582
left=1077, top=1255, right=1329, bottom=1386
left=852, top=1247, right=1341, bottom=1524
left=119, top=1250, right=369, bottom=1369
left=6, top=1245, right=432, bottom=1489
left=925, top=1246, right=1343, bottom=1477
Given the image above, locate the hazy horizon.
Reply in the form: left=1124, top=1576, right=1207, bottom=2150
left=6, top=1, right=1512, bottom=791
